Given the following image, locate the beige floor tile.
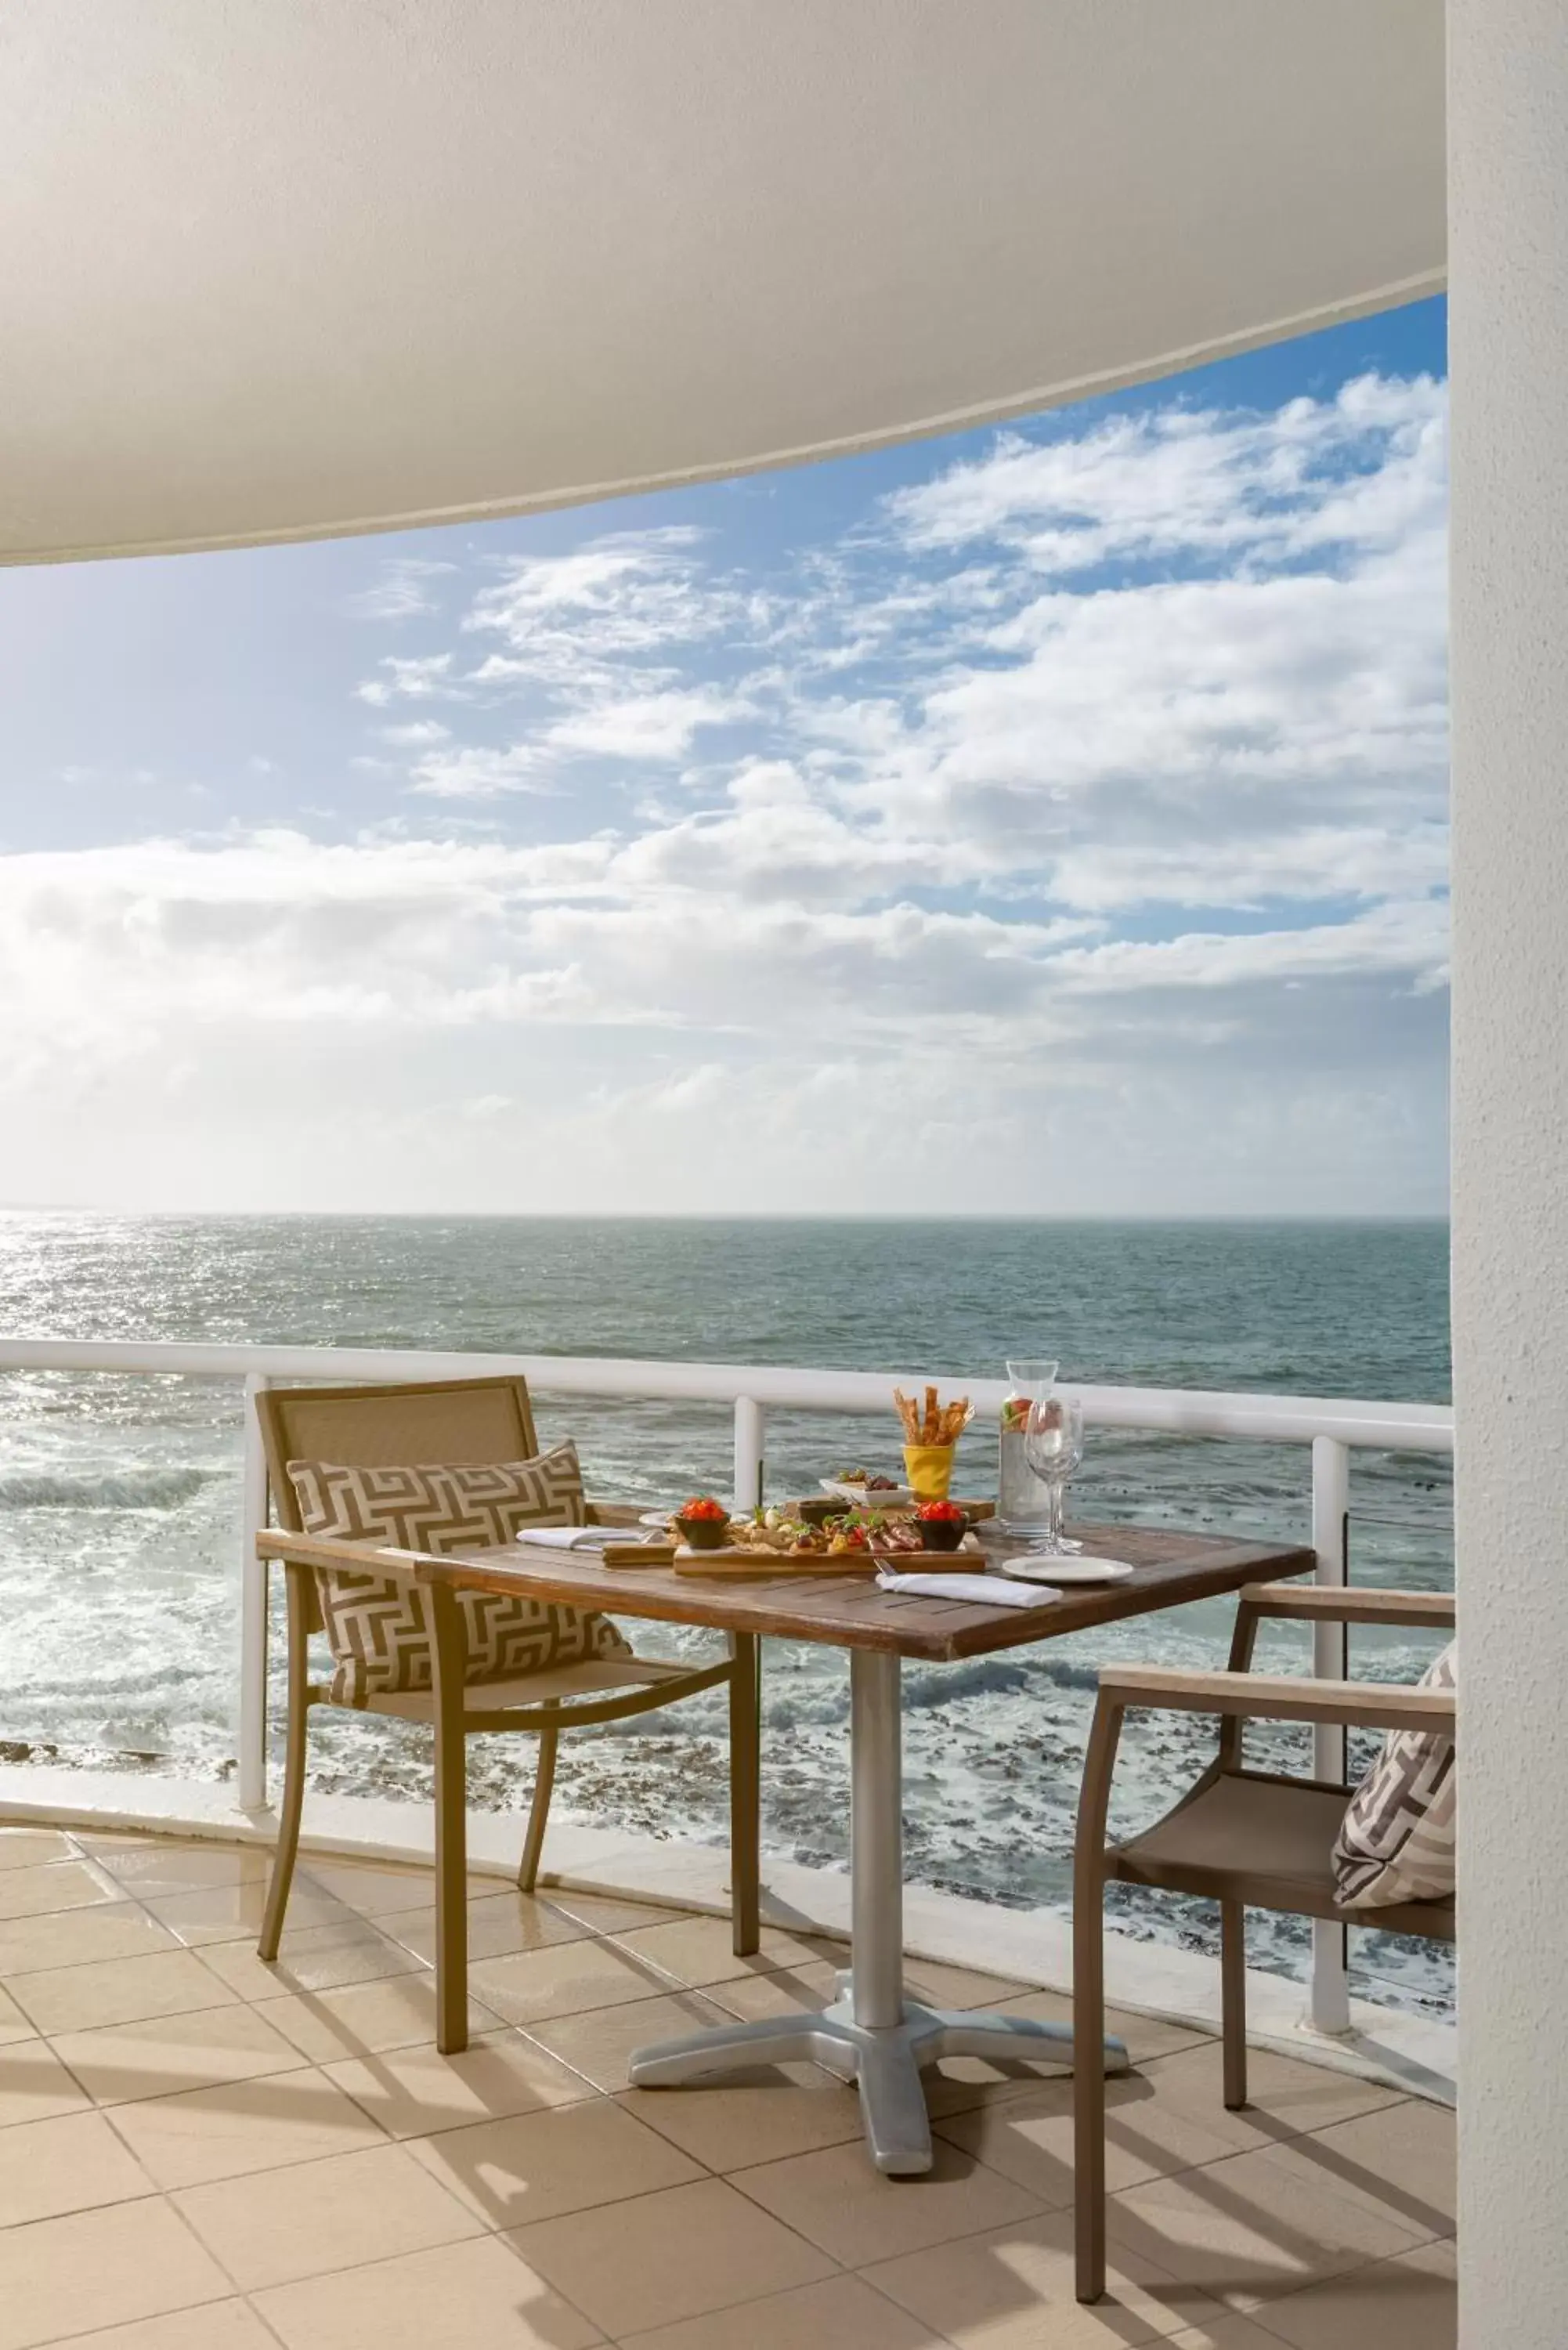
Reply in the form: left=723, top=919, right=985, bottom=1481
left=143, top=1875, right=358, bottom=1946
left=298, top=1858, right=491, bottom=1915
left=0, top=1859, right=121, bottom=1922
left=255, top=2231, right=603, bottom=2350
left=48, top=2303, right=280, bottom=2349
left=0, top=2037, right=94, bottom=2128
left=0, top=1830, right=78, bottom=1872
left=540, top=1889, right=674, bottom=1935
left=408, top=2093, right=703, bottom=2229
left=48, top=2305, right=279, bottom=2350
left=380, top=1889, right=601, bottom=1965
left=1004, top=1990, right=1215, bottom=2061
left=255, top=1971, right=505, bottom=2063
left=617, top=2063, right=867, bottom=2171
left=1135, top=2044, right=1404, bottom=2149
left=926, top=1990, right=1212, bottom=2115
left=110, top=2062, right=388, bottom=2187
left=323, top=2031, right=592, bottom=2138
left=1299, top=2099, right=1455, bottom=2237
left=901, top=1955, right=1031, bottom=2009
left=173, top=2138, right=483, bottom=2289
left=88, top=1843, right=273, bottom=1897
left=468, top=1936, right=685, bottom=2026
left=935, top=2054, right=1405, bottom=2204
left=197, top=1918, right=425, bottom=2001
left=707, top=1959, right=842, bottom=2023
left=612, top=1916, right=831, bottom=1989
left=0, top=1984, right=34, bottom=2045
left=732, top=2133, right=1043, bottom=2265
left=0, top=2198, right=230, bottom=2350
left=618, top=2271, right=947, bottom=2349
left=0, top=1901, right=179, bottom=1977
left=1165, top=2320, right=1292, bottom=2348
left=8, top=1947, right=239, bottom=2034
left=507, top=2174, right=835, bottom=2336
left=864, top=2207, right=1227, bottom=2347
left=1107, top=2140, right=1433, bottom=2312
left=0, top=2109, right=154, bottom=2225
left=1252, top=2237, right=1456, bottom=2350
left=526, top=1988, right=739, bottom=2095
left=705, top=1955, right=851, bottom=2030
left=51, top=2001, right=305, bottom=2106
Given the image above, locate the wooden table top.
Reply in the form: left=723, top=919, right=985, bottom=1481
left=261, top=1520, right=1314, bottom=1663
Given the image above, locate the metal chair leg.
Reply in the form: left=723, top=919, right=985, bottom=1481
left=1075, top=1690, right=1125, bottom=2306
left=517, top=1712, right=559, bottom=1893
left=258, top=1562, right=311, bottom=1962
left=1221, top=1899, right=1248, bottom=2109
left=729, top=1633, right=761, bottom=1956
left=427, top=1581, right=470, bottom=2056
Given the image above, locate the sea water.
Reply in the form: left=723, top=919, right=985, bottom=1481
left=0, top=1212, right=1454, bottom=2016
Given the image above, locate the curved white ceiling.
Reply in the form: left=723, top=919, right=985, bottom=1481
left=0, top=0, right=1444, bottom=564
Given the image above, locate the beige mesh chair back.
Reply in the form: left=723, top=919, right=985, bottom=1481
left=253, top=1374, right=760, bottom=2051
left=262, top=1376, right=541, bottom=1500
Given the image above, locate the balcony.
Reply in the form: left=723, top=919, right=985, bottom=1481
left=0, top=1823, right=1454, bottom=2348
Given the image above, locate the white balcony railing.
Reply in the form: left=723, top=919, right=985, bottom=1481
left=0, top=1337, right=1454, bottom=2037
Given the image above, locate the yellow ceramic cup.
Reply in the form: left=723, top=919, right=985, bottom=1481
left=903, top=1443, right=956, bottom=1501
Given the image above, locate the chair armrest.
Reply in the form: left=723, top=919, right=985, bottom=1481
left=1238, top=1582, right=1454, bottom=1629
left=1098, top=1664, right=1456, bottom=1738
left=584, top=1499, right=649, bottom=1528
left=255, top=1528, right=425, bottom=1585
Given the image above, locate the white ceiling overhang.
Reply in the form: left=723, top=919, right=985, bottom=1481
left=0, top=0, right=1445, bottom=564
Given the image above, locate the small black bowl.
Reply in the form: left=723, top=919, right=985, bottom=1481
left=676, top=1513, right=731, bottom=1550
left=919, top=1517, right=967, bottom=1553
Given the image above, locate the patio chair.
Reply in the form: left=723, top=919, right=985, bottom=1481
left=1072, top=1580, right=1456, bottom=2303
left=252, top=1375, right=760, bottom=2044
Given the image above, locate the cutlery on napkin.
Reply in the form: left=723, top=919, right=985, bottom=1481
left=518, top=1525, right=661, bottom=1552
left=875, top=1567, right=1059, bottom=1606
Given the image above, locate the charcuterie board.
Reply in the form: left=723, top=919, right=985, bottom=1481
left=673, top=1534, right=986, bottom=1578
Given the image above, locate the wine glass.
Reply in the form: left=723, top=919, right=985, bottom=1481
left=1022, top=1394, right=1084, bottom=1555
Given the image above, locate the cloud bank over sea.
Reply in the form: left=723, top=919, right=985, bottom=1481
left=0, top=343, right=1448, bottom=1214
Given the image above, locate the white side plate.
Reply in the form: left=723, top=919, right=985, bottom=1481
left=1003, top=1556, right=1136, bottom=1584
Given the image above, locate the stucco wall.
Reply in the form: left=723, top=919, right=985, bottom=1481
left=1449, top=3, right=1568, bottom=2341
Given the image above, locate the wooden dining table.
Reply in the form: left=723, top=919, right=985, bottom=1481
left=376, top=1517, right=1314, bottom=2175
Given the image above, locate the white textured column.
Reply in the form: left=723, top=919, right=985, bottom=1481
left=1450, top=5, right=1568, bottom=2340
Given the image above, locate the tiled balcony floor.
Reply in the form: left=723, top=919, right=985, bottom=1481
left=0, top=1824, right=1455, bottom=2348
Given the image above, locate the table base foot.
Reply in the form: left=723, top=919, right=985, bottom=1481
left=628, top=1993, right=1129, bottom=2177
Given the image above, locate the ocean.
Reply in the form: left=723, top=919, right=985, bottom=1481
left=0, top=1212, right=1454, bottom=2016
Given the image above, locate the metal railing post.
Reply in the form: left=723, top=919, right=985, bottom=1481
left=1309, top=1434, right=1352, bottom=2034
left=732, top=1395, right=766, bottom=1516
left=237, top=1372, right=271, bottom=1814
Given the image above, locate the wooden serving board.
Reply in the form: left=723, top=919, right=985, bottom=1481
left=673, top=1536, right=985, bottom=1578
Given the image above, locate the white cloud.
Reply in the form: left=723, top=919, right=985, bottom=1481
left=345, top=557, right=457, bottom=622
left=355, top=653, right=461, bottom=707
left=2, top=371, right=1451, bottom=1213
left=546, top=685, right=756, bottom=763
left=379, top=720, right=451, bottom=747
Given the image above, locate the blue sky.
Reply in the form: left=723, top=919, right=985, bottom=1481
left=0, top=298, right=1448, bottom=1214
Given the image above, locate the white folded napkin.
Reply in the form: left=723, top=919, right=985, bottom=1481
left=516, top=1525, right=634, bottom=1552
left=875, top=1568, right=1060, bottom=1607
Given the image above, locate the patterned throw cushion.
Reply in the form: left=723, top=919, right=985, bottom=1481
left=287, top=1444, right=630, bottom=1707
left=1331, top=1640, right=1456, bottom=1910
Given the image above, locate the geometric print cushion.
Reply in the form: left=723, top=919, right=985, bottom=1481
left=1331, top=1640, right=1456, bottom=1911
left=286, top=1444, right=630, bottom=1708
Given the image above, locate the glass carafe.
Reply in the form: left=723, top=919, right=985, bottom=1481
left=998, top=1357, right=1060, bottom=1534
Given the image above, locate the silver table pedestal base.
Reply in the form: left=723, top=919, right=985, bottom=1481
left=630, top=1972, right=1129, bottom=2175
left=628, top=1645, right=1129, bottom=2176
